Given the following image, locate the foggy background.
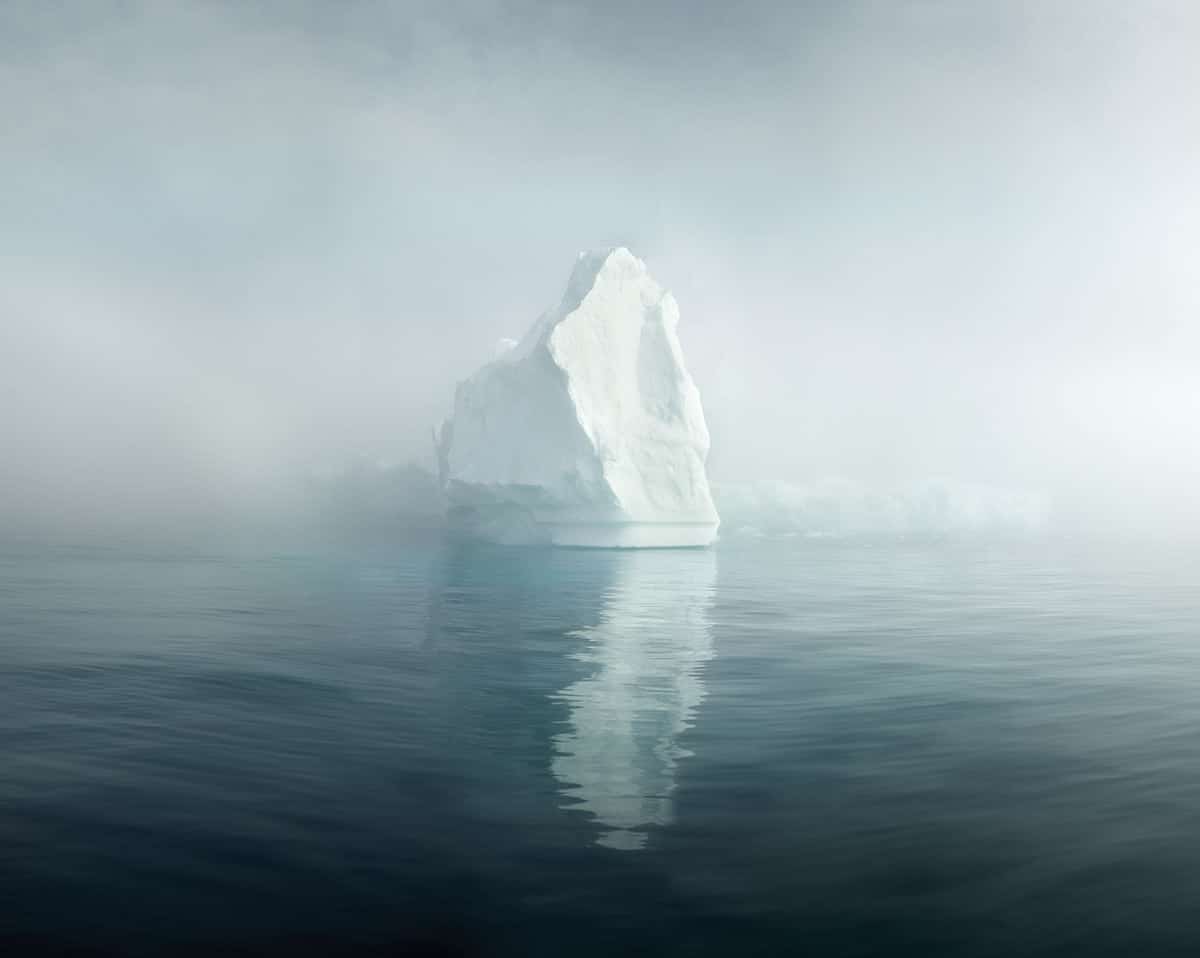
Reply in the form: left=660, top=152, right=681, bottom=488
left=2, top=0, right=1197, bottom=538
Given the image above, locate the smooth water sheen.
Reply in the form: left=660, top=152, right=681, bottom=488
left=2, top=535, right=1199, bottom=955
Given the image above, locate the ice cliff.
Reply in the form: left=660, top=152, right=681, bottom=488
left=437, top=248, right=719, bottom=547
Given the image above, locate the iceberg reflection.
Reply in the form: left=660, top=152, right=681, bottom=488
left=552, top=549, right=716, bottom=850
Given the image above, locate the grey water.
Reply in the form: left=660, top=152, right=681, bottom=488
left=3, top=534, right=1200, bottom=956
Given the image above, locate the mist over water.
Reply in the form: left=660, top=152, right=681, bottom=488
left=3, top=0, right=1198, bottom=541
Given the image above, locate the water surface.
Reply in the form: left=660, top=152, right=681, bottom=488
left=3, top=535, right=1199, bottom=955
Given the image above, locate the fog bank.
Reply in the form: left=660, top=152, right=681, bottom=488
left=3, top=1, right=1197, bottom=540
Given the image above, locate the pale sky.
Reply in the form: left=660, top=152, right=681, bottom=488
left=2, top=1, right=1197, bottom=534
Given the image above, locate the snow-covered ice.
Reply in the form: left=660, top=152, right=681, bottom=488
left=437, top=248, right=719, bottom=547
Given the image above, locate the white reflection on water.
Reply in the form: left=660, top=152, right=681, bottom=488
left=551, top=549, right=717, bottom=850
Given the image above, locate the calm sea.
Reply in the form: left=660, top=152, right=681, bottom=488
left=2, top=534, right=1199, bottom=956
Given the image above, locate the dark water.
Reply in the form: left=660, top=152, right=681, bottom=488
left=3, top=534, right=1200, bottom=956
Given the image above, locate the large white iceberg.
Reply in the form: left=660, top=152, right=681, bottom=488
left=437, top=248, right=719, bottom=547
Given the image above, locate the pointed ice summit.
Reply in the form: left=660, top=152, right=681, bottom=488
left=436, top=248, right=719, bottom=547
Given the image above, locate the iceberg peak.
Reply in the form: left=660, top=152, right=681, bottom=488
left=436, top=248, right=719, bottom=547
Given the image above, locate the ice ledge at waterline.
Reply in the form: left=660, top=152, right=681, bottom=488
left=435, top=248, right=720, bottom=548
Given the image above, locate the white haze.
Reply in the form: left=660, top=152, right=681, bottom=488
left=1, top=1, right=1197, bottom=539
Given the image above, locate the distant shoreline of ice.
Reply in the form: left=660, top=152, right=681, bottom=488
left=303, top=462, right=1050, bottom=543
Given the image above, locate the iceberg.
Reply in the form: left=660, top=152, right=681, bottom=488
left=436, top=248, right=719, bottom=547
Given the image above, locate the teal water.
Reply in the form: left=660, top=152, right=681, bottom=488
left=2, top=535, right=1199, bottom=955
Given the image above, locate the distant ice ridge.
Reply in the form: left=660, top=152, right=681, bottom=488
left=436, top=248, right=719, bottom=547
left=304, top=460, right=445, bottom=535
left=714, top=478, right=1051, bottom=540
